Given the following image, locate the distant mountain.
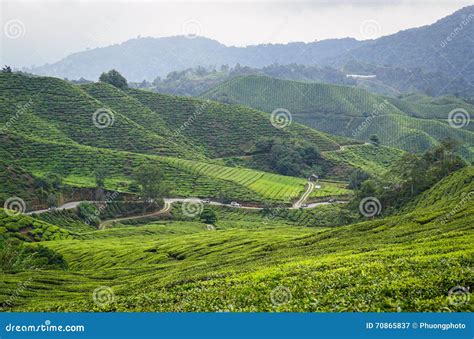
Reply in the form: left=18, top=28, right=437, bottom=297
left=29, top=37, right=363, bottom=82
left=201, top=75, right=474, bottom=161
left=28, top=5, right=474, bottom=96
left=328, top=5, right=474, bottom=96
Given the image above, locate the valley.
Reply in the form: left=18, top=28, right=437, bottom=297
left=1, top=4, right=473, bottom=315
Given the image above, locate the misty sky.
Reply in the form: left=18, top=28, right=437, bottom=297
left=1, top=0, right=473, bottom=68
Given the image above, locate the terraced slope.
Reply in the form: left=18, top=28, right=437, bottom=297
left=0, top=131, right=316, bottom=204
left=1, top=73, right=405, bottom=189
left=1, top=166, right=472, bottom=312
left=126, top=88, right=347, bottom=157
left=0, top=73, right=190, bottom=158
left=201, top=75, right=474, bottom=160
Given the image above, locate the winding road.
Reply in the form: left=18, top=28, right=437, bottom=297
left=293, top=181, right=315, bottom=208
left=24, top=181, right=348, bottom=228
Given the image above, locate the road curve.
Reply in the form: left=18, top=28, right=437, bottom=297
left=293, top=182, right=315, bottom=209
left=99, top=200, right=172, bottom=229
left=24, top=188, right=348, bottom=229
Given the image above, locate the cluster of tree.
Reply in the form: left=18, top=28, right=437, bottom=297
left=93, top=163, right=169, bottom=203
left=351, top=138, right=467, bottom=214
left=253, top=138, right=325, bottom=177
left=33, top=173, right=63, bottom=208
left=128, top=62, right=356, bottom=97
left=99, top=69, right=128, bottom=90
left=2, top=65, right=12, bottom=73
left=200, top=208, right=217, bottom=224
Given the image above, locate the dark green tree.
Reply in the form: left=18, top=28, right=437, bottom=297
left=348, top=169, right=370, bottom=190
left=200, top=208, right=217, bottom=224
left=369, top=134, right=380, bottom=146
left=99, top=69, right=128, bottom=90
left=95, top=167, right=107, bottom=188
left=2, top=65, right=12, bottom=73
left=134, top=164, right=169, bottom=201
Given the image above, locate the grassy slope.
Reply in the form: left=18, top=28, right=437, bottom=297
left=201, top=75, right=474, bottom=160
left=1, top=167, right=472, bottom=312
left=126, top=87, right=347, bottom=156
left=0, top=131, right=316, bottom=203
left=0, top=73, right=189, bottom=158
left=0, top=161, right=40, bottom=204
left=1, top=73, right=398, bottom=205
left=126, top=87, right=403, bottom=177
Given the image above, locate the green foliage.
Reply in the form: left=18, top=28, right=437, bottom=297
left=133, top=164, right=168, bottom=201
left=200, top=208, right=217, bottom=225
left=95, top=167, right=107, bottom=188
left=32, top=209, right=95, bottom=233
left=2, top=65, right=12, bottom=73
left=1, top=167, right=472, bottom=312
left=0, top=239, right=67, bottom=273
left=0, top=209, right=74, bottom=242
left=201, top=75, right=474, bottom=160
left=77, top=202, right=100, bottom=227
left=253, top=137, right=326, bottom=177
left=99, top=69, right=128, bottom=90
left=348, top=169, right=370, bottom=190
left=351, top=142, right=467, bottom=214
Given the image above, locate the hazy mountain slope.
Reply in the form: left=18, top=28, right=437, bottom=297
left=29, top=36, right=363, bottom=82
left=27, top=6, right=474, bottom=92
left=201, top=75, right=474, bottom=160
left=330, top=5, right=474, bottom=88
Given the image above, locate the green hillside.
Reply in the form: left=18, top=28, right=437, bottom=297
left=201, top=75, right=474, bottom=161
left=0, top=73, right=405, bottom=209
left=0, top=131, right=310, bottom=205
left=0, top=73, right=189, bottom=158
left=1, top=166, right=472, bottom=312
left=126, top=87, right=346, bottom=156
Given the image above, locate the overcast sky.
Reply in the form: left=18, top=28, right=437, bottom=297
left=1, top=0, right=473, bottom=68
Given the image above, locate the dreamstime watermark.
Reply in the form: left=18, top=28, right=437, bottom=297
left=5, top=320, right=85, bottom=333
left=262, top=198, right=292, bottom=224
left=440, top=13, right=474, bottom=48
left=270, top=285, right=292, bottom=306
left=4, top=19, right=26, bottom=39
left=92, top=286, right=115, bottom=307
left=171, top=100, right=210, bottom=139
left=448, top=108, right=470, bottom=129
left=360, top=19, right=381, bottom=39
left=352, top=99, right=389, bottom=137
left=359, top=197, right=382, bottom=217
left=92, top=108, right=115, bottom=129
left=182, top=19, right=203, bottom=39
left=83, top=191, right=120, bottom=225
left=3, top=197, right=26, bottom=216
left=270, top=108, right=292, bottom=129
left=1, top=98, right=34, bottom=132
left=181, top=198, right=204, bottom=217
left=447, top=286, right=470, bottom=306
left=437, top=191, right=473, bottom=225
left=0, top=278, right=33, bottom=311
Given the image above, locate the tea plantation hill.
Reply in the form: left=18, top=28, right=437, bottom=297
left=0, top=73, right=404, bottom=207
left=201, top=75, right=474, bottom=161
left=1, top=166, right=472, bottom=311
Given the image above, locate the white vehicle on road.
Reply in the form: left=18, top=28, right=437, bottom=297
left=230, top=201, right=241, bottom=208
